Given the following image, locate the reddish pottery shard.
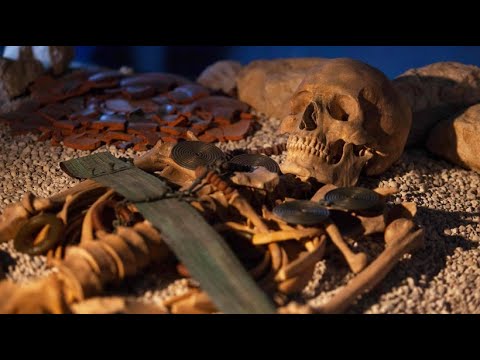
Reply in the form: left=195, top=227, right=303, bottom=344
left=101, top=131, right=135, bottom=143
left=114, top=141, right=134, bottom=150
left=213, top=116, right=232, bottom=127
left=122, top=85, right=156, bottom=100
left=190, top=116, right=212, bottom=133
left=52, top=120, right=80, bottom=130
left=104, top=98, right=137, bottom=114
left=88, top=71, right=124, bottom=88
left=204, top=127, right=225, bottom=142
left=211, top=106, right=242, bottom=121
left=38, top=129, right=53, bottom=142
left=160, top=126, right=187, bottom=136
left=187, top=96, right=250, bottom=113
left=38, top=103, right=72, bottom=122
left=151, top=95, right=170, bottom=105
left=222, top=119, right=252, bottom=141
left=63, top=134, right=102, bottom=151
left=167, top=84, right=210, bottom=104
left=129, top=99, right=160, bottom=114
left=63, top=97, right=85, bottom=113
left=138, top=132, right=164, bottom=146
left=127, top=122, right=159, bottom=134
left=198, top=132, right=217, bottom=143
left=120, top=73, right=192, bottom=93
left=156, top=104, right=177, bottom=118
left=90, top=114, right=127, bottom=131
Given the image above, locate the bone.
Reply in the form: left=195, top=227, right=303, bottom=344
left=170, top=290, right=217, bottom=314
left=317, top=220, right=424, bottom=314
left=80, top=189, right=116, bottom=244
left=0, top=275, right=72, bottom=314
left=252, top=227, right=324, bottom=245
left=276, top=234, right=327, bottom=281
left=230, top=167, right=280, bottom=192
left=0, top=203, right=30, bottom=243
left=324, top=219, right=368, bottom=274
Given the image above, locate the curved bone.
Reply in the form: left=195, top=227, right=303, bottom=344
left=80, top=189, right=116, bottom=244
left=324, top=219, right=368, bottom=274
left=317, top=219, right=424, bottom=314
left=276, top=234, right=327, bottom=281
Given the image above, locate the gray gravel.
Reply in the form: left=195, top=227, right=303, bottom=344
left=1, top=117, right=479, bottom=314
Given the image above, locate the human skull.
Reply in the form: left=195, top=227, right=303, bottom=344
left=280, top=58, right=411, bottom=187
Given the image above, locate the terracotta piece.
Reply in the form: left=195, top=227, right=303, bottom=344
left=90, top=114, right=127, bottom=131
left=63, top=134, right=102, bottom=151
left=167, top=84, right=210, bottom=104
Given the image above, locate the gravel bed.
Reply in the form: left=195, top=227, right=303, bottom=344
left=1, top=117, right=479, bottom=314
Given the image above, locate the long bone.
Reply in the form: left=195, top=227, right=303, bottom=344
left=316, top=218, right=424, bottom=314
left=324, top=219, right=368, bottom=274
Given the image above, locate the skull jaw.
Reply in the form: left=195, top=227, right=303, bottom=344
left=280, top=142, right=373, bottom=187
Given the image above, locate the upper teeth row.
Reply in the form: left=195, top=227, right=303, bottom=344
left=287, top=134, right=334, bottom=162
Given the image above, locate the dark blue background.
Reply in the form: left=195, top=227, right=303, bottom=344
left=2, top=46, right=480, bottom=80
left=74, top=46, right=480, bottom=79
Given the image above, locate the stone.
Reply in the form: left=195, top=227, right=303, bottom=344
left=426, top=103, right=480, bottom=172
left=197, top=60, right=242, bottom=95
left=236, top=58, right=328, bottom=119
left=392, top=62, right=480, bottom=147
left=3, top=46, right=75, bottom=75
left=0, top=57, right=44, bottom=101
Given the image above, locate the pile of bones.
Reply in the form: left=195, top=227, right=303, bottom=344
left=0, top=57, right=424, bottom=314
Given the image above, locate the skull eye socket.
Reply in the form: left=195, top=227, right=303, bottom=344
left=300, top=102, right=317, bottom=131
left=327, top=95, right=356, bottom=122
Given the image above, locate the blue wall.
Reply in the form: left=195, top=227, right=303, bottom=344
left=75, top=46, right=480, bottom=79
left=2, top=46, right=480, bottom=80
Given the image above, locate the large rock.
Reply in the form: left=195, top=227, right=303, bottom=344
left=0, top=57, right=44, bottom=102
left=393, top=62, right=480, bottom=147
left=426, top=103, right=480, bottom=172
left=197, top=60, right=242, bottom=96
left=236, top=58, right=328, bottom=119
left=3, top=46, right=74, bottom=75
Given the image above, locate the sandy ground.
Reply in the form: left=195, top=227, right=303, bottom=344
left=1, top=117, right=479, bottom=314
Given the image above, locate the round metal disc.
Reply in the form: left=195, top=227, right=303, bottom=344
left=171, top=141, right=225, bottom=170
left=228, top=154, right=280, bottom=174
left=324, top=187, right=381, bottom=211
left=273, top=200, right=330, bottom=226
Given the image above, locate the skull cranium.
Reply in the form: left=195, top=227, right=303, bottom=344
left=280, top=58, right=411, bottom=187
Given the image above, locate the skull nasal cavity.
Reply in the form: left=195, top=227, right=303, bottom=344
left=300, top=102, right=317, bottom=131
left=327, top=95, right=353, bottom=121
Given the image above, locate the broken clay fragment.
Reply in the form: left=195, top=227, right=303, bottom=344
left=104, top=99, right=137, bottom=114
left=52, top=120, right=80, bottom=130
left=122, top=85, right=156, bottom=100
left=88, top=70, right=125, bottom=84
left=198, top=132, right=217, bottom=143
left=129, top=99, right=160, bottom=114
left=160, top=126, right=187, bottom=136
left=120, top=73, right=192, bottom=93
left=90, top=114, right=127, bottom=131
left=167, top=84, right=210, bottom=104
left=127, top=122, right=159, bottom=134
left=63, top=134, right=102, bottom=151
left=222, top=119, right=252, bottom=141
left=186, top=96, right=250, bottom=114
